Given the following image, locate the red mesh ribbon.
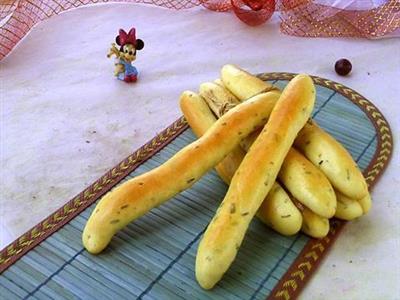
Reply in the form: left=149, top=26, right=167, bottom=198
left=0, top=0, right=399, bottom=60
left=279, top=0, right=400, bottom=38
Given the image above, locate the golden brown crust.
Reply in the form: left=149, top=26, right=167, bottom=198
left=196, top=74, right=316, bottom=289
left=82, top=90, right=281, bottom=254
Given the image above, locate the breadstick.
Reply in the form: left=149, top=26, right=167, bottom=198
left=301, top=206, right=330, bottom=238
left=232, top=120, right=337, bottom=219
left=278, top=148, right=336, bottom=218
left=295, top=120, right=369, bottom=200
left=180, top=91, right=247, bottom=184
left=234, top=128, right=333, bottom=236
left=221, top=64, right=277, bottom=100
left=180, top=92, right=302, bottom=235
left=196, top=74, right=316, bottom=289
left=82, top=90, right=281, bottom=254
left=334, top=190, right=363, bottom=220
left=292, top=199, right=330, bottom=238
left=256, top=183, right=302, bottom=236
left=180, top=91, right=218, bottom=136
left=204, top=76, right=334, bottom=230
left=193, top=81, right=327, bottom=237
left=229, top=107, right=336, bottom=219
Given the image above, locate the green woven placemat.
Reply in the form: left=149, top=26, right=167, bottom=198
left=0, top=73, right=393, bottom=300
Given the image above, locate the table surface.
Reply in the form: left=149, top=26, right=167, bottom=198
left=1, top=4, right=399, bottom=299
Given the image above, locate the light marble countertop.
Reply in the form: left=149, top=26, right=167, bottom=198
left=1, top=4, right=399, bottom=299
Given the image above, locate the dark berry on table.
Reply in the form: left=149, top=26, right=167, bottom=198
left=335, top=59, right=352, bottom=76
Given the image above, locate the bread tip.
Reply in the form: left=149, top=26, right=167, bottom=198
left=82, top=235, right=100, bottom=254
left=222, top=63, right=237, bottom=69
left=195, top=250, right=221, bottom=290
left=294, top=73, right=314, bottom=85
left=195, top=269, right=218, bottom=290
left=199, top=82, right=215, bottom=92
left=82, top=225, right=111, bottom=254
left=180, top=90, right=196, bottom=98
left=221, top=64, right=242, bottom=75
left=179, top=90, right=198, bottom=104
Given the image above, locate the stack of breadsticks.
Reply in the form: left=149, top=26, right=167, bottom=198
left=82, top=64, right=371, bottom=289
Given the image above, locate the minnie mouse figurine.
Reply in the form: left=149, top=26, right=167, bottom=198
left=107, top=27, right=144, bottom=83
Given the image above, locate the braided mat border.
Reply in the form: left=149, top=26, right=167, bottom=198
left=0, top=74, right=393, bottom=300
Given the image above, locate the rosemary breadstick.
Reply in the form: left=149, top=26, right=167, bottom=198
left=180, top=91, right=302, bottom=235
left=295, top=120, right=369, bottom=200
left=205, top=82, right=336, bottom=220
left=82, top=90, right=280, bottom=254
left=278, top=148, right=336, bottom=218
left=196, top=74, right=316, bottom=289
left=199, top=79, right=334, bottom=237
left=180, top=91, right=247, bottom=184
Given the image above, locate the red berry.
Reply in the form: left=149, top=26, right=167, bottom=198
left=335, top=59, right=352, bottom=76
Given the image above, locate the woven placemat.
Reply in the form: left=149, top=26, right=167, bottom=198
left=0, top=73, right=393, bottom=300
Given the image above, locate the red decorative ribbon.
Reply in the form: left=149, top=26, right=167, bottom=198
left=0, top=0, right=399, bottom=60
left=278, top=0, right=400, bottom=38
